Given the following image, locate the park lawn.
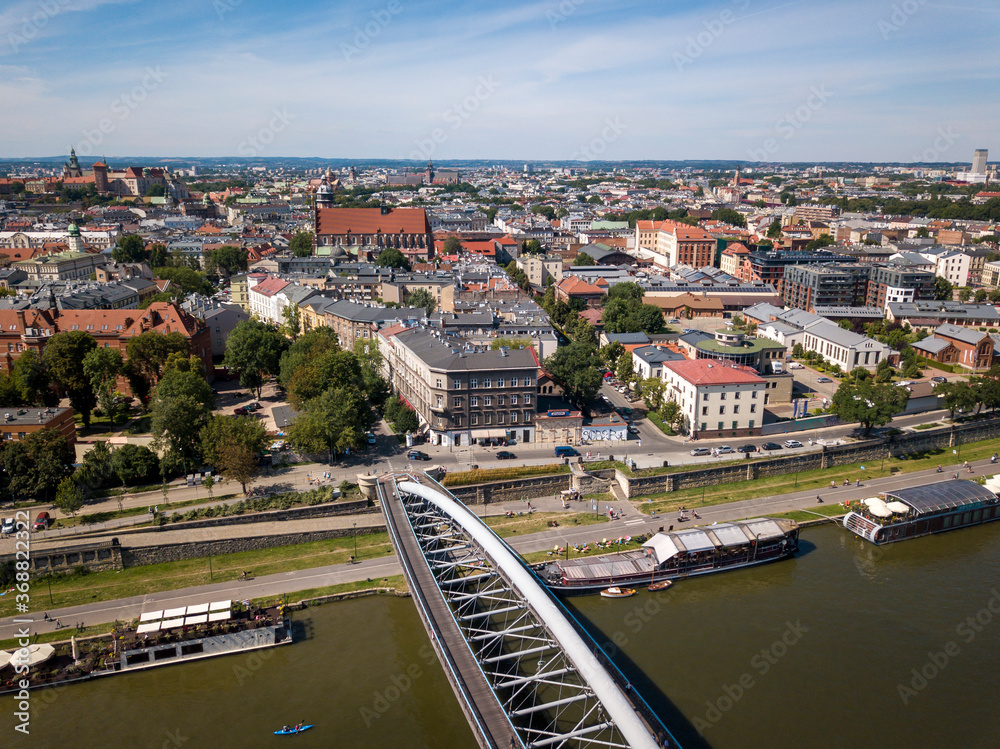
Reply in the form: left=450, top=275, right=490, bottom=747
left=483, top=511, right=607, bottom=538
left=1, top=534, right=396, bottom=619
left=520, top=536, right=646, bottom=565
left=636, top=437, right=1000, bottom=516
left=0, top=576, right=411, bottom=650
left=768, top=505, right=847, bottom=523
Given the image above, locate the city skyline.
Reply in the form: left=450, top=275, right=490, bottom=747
left=1, top=0, right=998, bottom=162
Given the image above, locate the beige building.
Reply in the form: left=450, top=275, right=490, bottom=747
left=516, top=254, right=564, bottom=287
left=662, top=359, right=767, bottom=439
left=13, top=250, right=103, bottom=281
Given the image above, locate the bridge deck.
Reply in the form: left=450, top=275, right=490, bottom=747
left=380, top=477, right=518, bottom=749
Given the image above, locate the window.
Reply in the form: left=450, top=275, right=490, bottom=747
left=485, top=414, right=492, bottom=425
left=733, top=405, right=739, bottom=415
left=732, top=421, right=738, bottom=430
left=471, top=414, right=478, bottom=425
left=471, top=378, right=478, bottom=388
left=454, top=380, right=461, bottom=389
left=524, top=394, right=532, bottom=405
left=702, top=406, right=708, bottom=416
left=749, top=420, right=754, bottom=429
left=719, top=406, right=725, bottom=415
left=470, top=396, right=478, bottom=406
left=453, top=397, right=462, bottom=407
left=700, top=422, right=707, bottom=432
left=717, top=422, right=723, bottom=431
left=734, top=391, right=740, bottom=400
left=703, top=394, right=709, bottom=401
left=751, top=390, right=758, bottom=399
left=497, top=396, right=505, bottom=406
left=511, top=412, right=518, bottom=423
left=510, top=395, right=518, bottom=405
left=436, top=379, right=442, bottom=388
left=750, top=404, right=757, bottom=413
left=524, top=376, right=532, bottom=387
left=497, top=377, right=505, bottom=387
left=436, top=395, right=443, bottom=408
left=497, top=413, right=505, bottom=424
left=484, top=396, right=492, bottom=406
left=719, top=392, right=726, bottom=400
left=523, top=411, right=532, bottom=422
left=484, top=378, right=492, bottom=388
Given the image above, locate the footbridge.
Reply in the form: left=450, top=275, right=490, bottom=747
left=377, top=471, right=678, bottom=749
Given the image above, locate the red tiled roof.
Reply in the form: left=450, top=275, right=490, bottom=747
left=664, top=359, right=764, bottom=386
left=251, top=277, right=290, bottom=297
left=316, top=207, right=430, bottom=236
left=556, top=277, right=608, bottom=296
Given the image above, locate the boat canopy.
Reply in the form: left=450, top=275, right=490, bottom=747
left=673, top=529, right=715, bottom=552
left=642, top=534, right=681, bottom=565
left=883, top=480, right=998, bottom=516
left=886, top=501, right=909, bottom=514
left=867, top=498, right=893, bottom=518
left=641, top=518, right=794, bottom=565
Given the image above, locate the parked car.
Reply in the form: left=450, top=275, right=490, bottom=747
left=497, top=451, right=516, bottom=460
left=407, top=450, right=431, bottom=461
left=760, top=442, right=783, bottom=451
left=817, top=376, right=833, bottom=383
left=628, top=424, right=640, bottom=434
left=784, top=439, right=803, bottom=448
left=667, top=318, right=681, bottom=324
left=246, top=401, right=262, bottom=411
left=713, top=445, right=734, bottom=455
left=689, top=447, right=711, bottom=456
left=554, top=446, right=579, bottom=457
left=234, top=407, right=249, bottom=416
left=736, top=444, right=757, bottom=453
left=787, top=362, right=804, bottom=369
left=897, top=381, right=913, bottom=387
left=1, top=517, right=15, bottom=535
left=365, top=432, right=377, bottom=445
left=33, top=512, right=51, bottom=531
left=931, top=376, right=946, bottom=383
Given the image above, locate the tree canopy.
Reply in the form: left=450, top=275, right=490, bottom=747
left=375, top=247, right=411, bottom=271
left=408, top=288, right=437, bottom=315
left=201, top=414, right=268, bottom=495
left=543, top=342, right=603, bottom=404
left=150, top=367, right=215, bottom=467
left=1, top=428, right=73, bottom=501
left=711, top=208, right=746, bottom=228
left=210, top=245, right=248, bottom=276
left=830, top=379, right=909, bottom=437
left=224, top=320, right=287, bottom=399
left=290, top=231, right=314, bottom=257
left=43, top=330, right=98, bottom=426
left=112, top=234, right=145, bottom=264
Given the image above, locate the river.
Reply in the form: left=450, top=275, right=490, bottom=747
left=12, top=524, right=1000, bottom=748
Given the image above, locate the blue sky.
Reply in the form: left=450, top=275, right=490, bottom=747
left=1, top=0, right=997, bottom=162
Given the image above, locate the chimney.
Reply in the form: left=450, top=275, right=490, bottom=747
left=16, top=310, right=26, bottom=331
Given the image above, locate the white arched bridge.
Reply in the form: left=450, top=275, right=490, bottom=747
left=377, top=471, right=678, bottom=749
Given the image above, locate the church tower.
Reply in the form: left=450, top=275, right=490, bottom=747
left=425, top=160, right=435, bottom=184
left=63, top=147, right=82, bottom=178
left=67, top=223, right=84, bottom=253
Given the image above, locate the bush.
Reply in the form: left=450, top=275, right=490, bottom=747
left=442, top=464, right=569, bottom=487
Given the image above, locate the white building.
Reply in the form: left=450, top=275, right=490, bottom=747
left=799, top=319, right=892, bottom=371
left=661, top=359, right=767, bottom=439
left=921, top=249, right=972, bottom=288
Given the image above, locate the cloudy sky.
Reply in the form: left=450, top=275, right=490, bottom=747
left=1, top=0, right=997, bottom=162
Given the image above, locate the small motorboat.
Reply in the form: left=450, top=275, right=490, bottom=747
left=274, top=725, right=314, bottom=735
left=600, top=586, right=636, bottom=598
left=647, top=580, right=673, bottom=592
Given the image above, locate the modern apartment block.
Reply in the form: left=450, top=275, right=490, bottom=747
left=376, top=326, right=539, bottom=447
left=781, top=263, right=935, bottom=312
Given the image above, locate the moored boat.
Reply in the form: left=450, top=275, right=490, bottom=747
left=647, top=580, right=673, bottom=592
left=843, top=479, right=1000, bottom=545
left=600, top=586, right=636, bottom=598
left=542, top=517, right=799, bottom=594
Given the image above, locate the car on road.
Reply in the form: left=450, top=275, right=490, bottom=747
left=667, top=318, right=681, bottom=324
left=689, top=447, right=711, bottom=456
left=365, top=432, right=377, bottom=445
left=628, top=424, right=639, bottom=434
left=33, top=512, right=51, bottom=531
left=931, top=376, right=946, bottom=383
left=246, top=401, right=262, bottom=411
left=816, top=376, right=833, bottom=383
left=760, top=442, right=783, bottom=451
left=787, top=362, right=804, bottom=369
left=713, top=445, right=734, bottom=455
left=784, top=439, right=803, bottom=448
left=554, top=446, right=579, bottom=457
left=497, top=450, right=516, bottom=460
left=1, top=517, right=15, bottom=535
left=234, top=407, right=249, bottom=416
left=897, top=380, right=913, bottom=387
left=407, top=450, right=431, bottom=461
left=736, top=444, right=757, bottom=453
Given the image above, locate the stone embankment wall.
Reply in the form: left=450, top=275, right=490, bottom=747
left=449, top=473, right=572, bottom=505
left=136, top=499, right=376, bottom=535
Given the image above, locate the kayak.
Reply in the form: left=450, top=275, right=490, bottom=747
left=274, top=725, right=314, bottom=735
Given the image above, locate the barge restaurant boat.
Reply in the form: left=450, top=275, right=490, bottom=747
left=542, top=517, right=799, bottom=594
left=843, top=478, right=1000, bottom=545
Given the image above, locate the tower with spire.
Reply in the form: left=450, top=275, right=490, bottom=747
left=63, top=147, right=82, bottom=179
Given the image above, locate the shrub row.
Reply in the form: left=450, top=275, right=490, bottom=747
left=442, top=464, right=569, bottom=487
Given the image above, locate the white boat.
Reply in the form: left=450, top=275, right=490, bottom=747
left=600, top=586, right=636, bottom=599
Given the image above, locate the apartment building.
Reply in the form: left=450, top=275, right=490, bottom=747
left=661, top=359, right=767, bottom=439
left=516, top=254, right=564, bottom=287
left=377, top=326, right=539, bottom=447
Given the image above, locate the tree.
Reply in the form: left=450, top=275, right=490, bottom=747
left=375, top=247, right=411, bottom=271
left=804, top=234, right=836, bottom=251
left=573, top=252, right=595, bottom=267
left=125, top=330, right=190, bottom=403
left=148, top=243, right=169, bottom=267
left=12, top=349, right=56, bottom=406
left=201, top=415, right=268, bottom=495
left=286, top=347, right=363, bottom=410
left=830, top=379, right=909, bottom=437
left=203, top=473, right=215, bottom=501
left=974, top=289, right=988, bottom=303
left=659, top=400, right=683, bottom=432
left=353, top=339, right=389, bottom=407
left=640, top=377, right=665, bottom=411
left=408, top=288, right=437, bottom=315
left=281, top=303, right=302, bottom=341
left=531, top=205, right=556, bottom=220
left=958, top=286, right=973, bottom=302
left=210, top=245, right=248, bottom=276
left=934, top=276, right=954, bottom=300
left=150, top=368, right=214, bottom=467
left=711, top=208, right=746, bottom=228
left=522, top=239, right=542, bottom=255
left=616, top=351, right=635, bottom=386
left=385, top=396, right=420, bottom=433
left=43, top=330, right=98, bottom=426
left=288, top=386, right=371, bottom=458
left=875, top=357, right=893, bottom=383
left=289, top=231, right=314, bottom=257
left=937, top=381, right=977, bottom=419
left=442, top=236, right=463, bottom=255
left=989, top=289, right=1000, bottom=304
left=83, top=347, right=124, bottom=425
left=78, top=440, right=115, bottom=491
left=112, top=443, right=159, bottom=487
left=224, top=320, right=287, bottom=399
left=54, top=476, right=86, bottom=517
left=543, top=342, right=603, bottom=404
left=916, top=227, right=929, bottom=238
left=839, top=319, right=854, bottom=331
left=0, top=428, right=73, bottom=500
left=153, top=266, right=213, bottom=295
left=605, top=282, right=644, bottom=305
left=112, top=234, right=145, bottom=263
left=791, top=343, right=805, bottom=359
left=602, top=297, right=665, bottom=335
left=601, top=341, right=625, bottom=368
left=767, top=219, right=783, bottom=238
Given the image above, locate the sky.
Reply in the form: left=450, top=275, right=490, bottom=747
left=1, top=0, right=998, bottom=162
